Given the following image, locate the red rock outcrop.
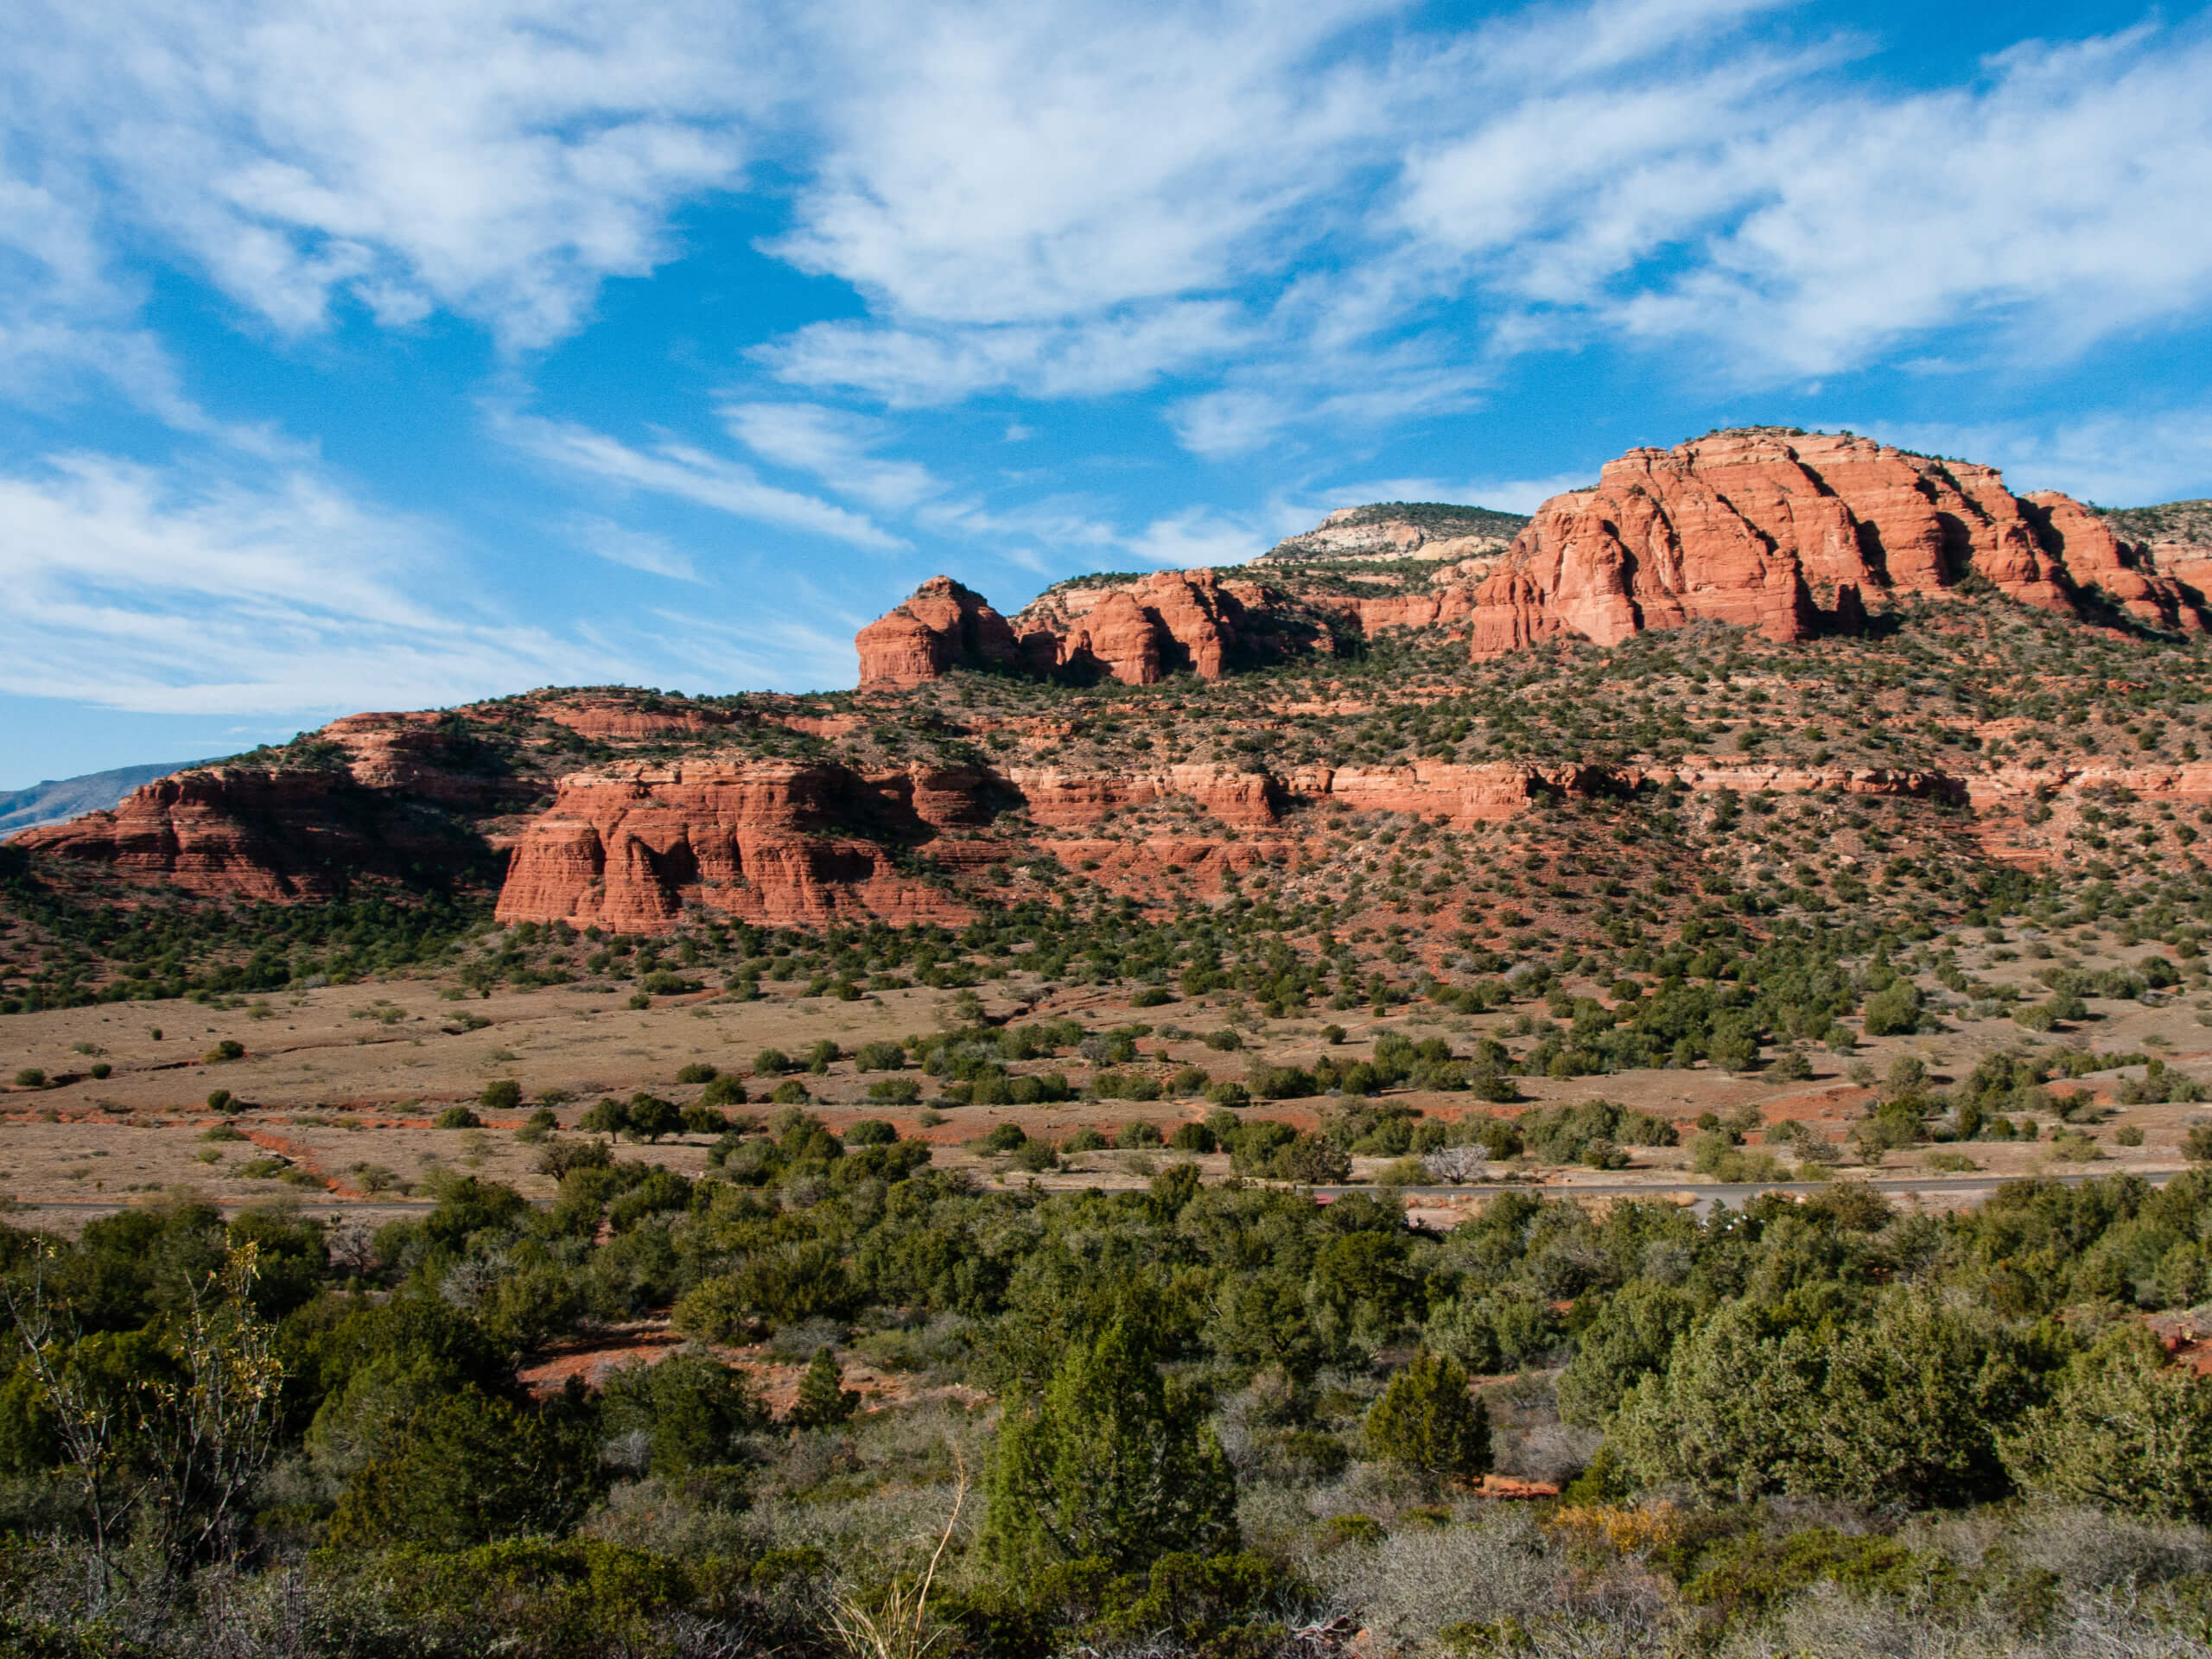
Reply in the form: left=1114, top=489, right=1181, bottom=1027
left=12, top=771, right=346, bottom=901
left=2020, top=493, right=2205, bottom=631
left=10, top=707, right=556, bottom=900
left=495, top=762, right=981, bottom=931
left=1011, top=570, right=1264, bottom=683
left=857, top=578, right=1021, bottom=688
left=1466, top=429, right=2209, bottom=656
left=1002, top=764, right=1283, bottom=828
left=11, top=763, right=512, bottom=901
left=541, top=699, right=735, bottom=741
left=855, top=563, right=1522, bottom=690
left=492, top=751, right=2086, bottom=933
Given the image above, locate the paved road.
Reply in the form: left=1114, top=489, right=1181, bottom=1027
left=1322, top=1167, right=2182, bottom=1212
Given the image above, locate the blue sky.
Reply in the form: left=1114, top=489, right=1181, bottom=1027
left=3, top=0, right=2211, bottom=785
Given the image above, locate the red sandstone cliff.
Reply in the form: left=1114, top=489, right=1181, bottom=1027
left=488, top=750, right=2212, bottom=934
left=859, top=432, right=2212, bottom=689
left=857, top=577, right=1021, bottom=688
left=1007, top=570, right=1264, bottom=683
left=860, top=567, right=1426, bottom=690
left=495, top=762, right=983, bottom=931
left=1466, top=429, right=2207, bottom=655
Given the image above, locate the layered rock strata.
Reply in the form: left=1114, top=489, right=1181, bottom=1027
left=860, top=565, right=1503, bottom=690
left=488, top=755, right=2211, bottom=933
left=14, top=767, right=504, bottom=901
left=856, top=577, right=1021, bottom=688
left=1466, top=429, right=2208, bottom=655
left=495, top=763, right=984, bottom=931
left=10, top=712, right=535, bottom=899
left=1261, top=502, right=1527, bottom=564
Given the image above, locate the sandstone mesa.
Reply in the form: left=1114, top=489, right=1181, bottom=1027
left=16, top=428, right=2212, bottom=938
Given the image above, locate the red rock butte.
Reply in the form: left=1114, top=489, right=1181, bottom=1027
left=859, top=429, right=2209, bottom=686
left=1465, top=429, right=2205, bottom=653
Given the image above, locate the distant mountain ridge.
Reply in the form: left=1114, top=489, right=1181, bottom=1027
left=1260, top=499, right=1531, bottom=563
left=0, top=761, right=204, bottom=838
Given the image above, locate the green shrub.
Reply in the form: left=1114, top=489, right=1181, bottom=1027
left=625, top=1093, right=681, bottom=1141
left=1365, top=1349, right=1491, bottom=1480
left=769, top=1080, right=810, bottom=1105
left=855, top=1040, right=906, bottom=1071
left=981, top=1316, right=1234, bottom=1573
left=435, top=1105, right=482, bottom=1129
left=982, top=1122, right=1029, bottom=1154
left=11, top=1067, right=44, bottom=1089
left=867, top=1077, right=923, bottom=1104
left=700, top=1074, right=747, bottom=1108
left=1245, top=1063, right=1316, bottom=1099
left=580, top=1096, right=630, bottom=1136
left=754, top=1048, right=792, bottom=1076
left=2002, top=1326, right=2212, bottom=1521
left=1862, top=981, right=1924, bottom=1037
left=786, top=1348, right=860, bottom=1429
left=480, top=1078, right=523, bottom=1114
left=1168, top=1122, right=1217, bottom=1153
left=844, top=1119, right=899, bottom=1146
left=675, top=1063, right=717, bottom=1084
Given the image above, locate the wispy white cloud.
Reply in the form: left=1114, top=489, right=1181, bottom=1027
left=753, top=302, right=1249, bottom=406
left=751, top=0, right=2212, bottom=445
left=1125, top=506, right=1271, bottom=570
left=499, top=413, right=905, bottom=550
left=13, top=0, right=2212, bottom=430
left=641, top=601, right=863, bottom=692
left=720, top=402, right=943, bottom=512
left=0, top=453, right=633, bottom=714
left=766, top=0, right=1392, bottom=325
left=3, top=0, right=772, bottom=349
left=565, top=513, right=702, bottom=582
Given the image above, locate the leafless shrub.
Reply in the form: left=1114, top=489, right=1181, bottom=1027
left=1306, top=1510, right=1681, bottom=1656
left=2010, top=1505, right=2212, bottom=1589
left=1495, top=1422, right=1601, bottom=1484
left=1725, top=1579, right=2211, bottom=1659
left=1421, top=1147, right=1489, bottom=1183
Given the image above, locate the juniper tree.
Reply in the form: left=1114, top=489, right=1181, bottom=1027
left=982, top=1315, right=1236, bottom=1573
left=788, top=1347, right=859, bottom=1429
left=1363, top=1347, right=1491, bottom=1481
